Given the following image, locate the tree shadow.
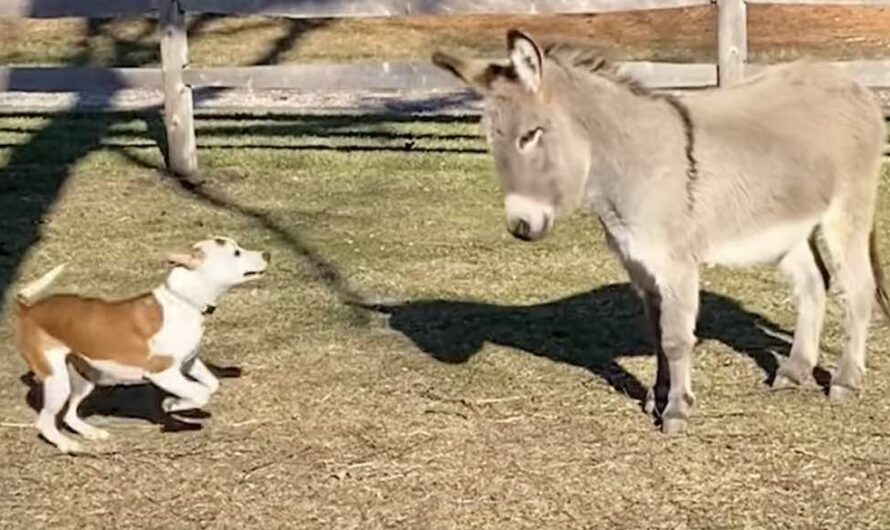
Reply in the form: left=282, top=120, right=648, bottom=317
left=117, top=148, right=366, bottom=311
left=357, top=283, right=795, bottom=403
left=1, top=13, right=337, bottom=313
left=3, top=11, right=333, bottom=424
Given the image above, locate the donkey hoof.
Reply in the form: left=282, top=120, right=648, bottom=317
left=643, top=386, right=667, bottom=417
left=661, top=417, right=688, bottom=435
left=771, top=374, right=800, bottom=391
left=829, top=384, right=859, bottom=402
left=773, top=359, right=810, bottom=390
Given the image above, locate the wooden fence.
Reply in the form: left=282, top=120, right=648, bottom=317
left=1, top=0, right=889, bottom=175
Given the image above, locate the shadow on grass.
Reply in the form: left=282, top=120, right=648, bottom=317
left=115, top=148, right=368, bottom=313
left=358, top=283, right=794, bottom=403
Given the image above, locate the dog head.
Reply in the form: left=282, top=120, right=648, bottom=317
left=166, top=236, right=270, bottom=291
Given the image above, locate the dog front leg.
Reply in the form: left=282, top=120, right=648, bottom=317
left=186, top=358, right=220, bottom=394
left=147, top=365, right=211, bottom=413
left=164, top=358, right=221, bottom=411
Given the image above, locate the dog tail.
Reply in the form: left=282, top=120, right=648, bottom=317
left=16, top=264, right=66, bottom=307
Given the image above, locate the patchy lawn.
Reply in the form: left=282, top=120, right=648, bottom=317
left=0, top=112, right=889, bottom=528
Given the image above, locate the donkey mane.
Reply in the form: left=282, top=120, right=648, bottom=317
left=542, top=42, right=652, bottom=97
left=541, top=40, right=700, bottom=209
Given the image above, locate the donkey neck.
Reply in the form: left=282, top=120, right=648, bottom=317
left=558, top=70, right=689, bottom=216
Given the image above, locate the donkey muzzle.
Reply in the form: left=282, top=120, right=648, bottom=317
left=505, top=193, right=554, bottom=242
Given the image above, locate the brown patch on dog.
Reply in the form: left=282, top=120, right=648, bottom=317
left=15, top=293, right=165, bottom=380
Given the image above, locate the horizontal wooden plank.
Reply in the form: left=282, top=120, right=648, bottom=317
left=618, top=61, right=717, bottom=88
left=185, top=61, right=717, bottom=90
left=0, top=0, right=155, bottom=18
left=181, top=0, right=713, bottom=18
left=746, top=0, right=890, bottom=5
left=3, top=60, right=887, bottom=94
left=0, top=67, right=162, bottom=91
left=746, top=60, right=890, bottom=88
left=186, top=63, right=462, bottom=91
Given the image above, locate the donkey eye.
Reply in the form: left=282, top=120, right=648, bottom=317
left=516, top=127, right=543, bottom=152
left=234, top=249, right=241, bottom=257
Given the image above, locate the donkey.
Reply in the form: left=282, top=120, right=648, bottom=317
left=432, top=29, right=890, bottom=434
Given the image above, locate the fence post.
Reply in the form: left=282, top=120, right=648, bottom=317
left=160, top=0, right=197, bottom=176
left=717, top=0, right=747, bottom=86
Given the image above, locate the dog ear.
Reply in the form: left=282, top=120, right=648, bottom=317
left=165, top=250, right=203, bottom=270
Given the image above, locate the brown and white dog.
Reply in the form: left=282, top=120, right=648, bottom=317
left=14, top=236, right=270, bottom=453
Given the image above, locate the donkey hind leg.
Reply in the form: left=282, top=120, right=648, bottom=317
left=640, top=288, right=669, bottom=417
left=656, top=265, right=699, bottom=435
left=773, top=236, right=828, bottom=389
left=828, top=231, right=875, bottom=400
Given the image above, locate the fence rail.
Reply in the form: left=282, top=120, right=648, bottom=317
left=0, top=0, right=888, bottom=174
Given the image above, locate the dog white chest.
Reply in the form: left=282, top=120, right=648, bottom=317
left=150, top=297, right=205, bottom=360
left=150, top=321, right=203, bottom=360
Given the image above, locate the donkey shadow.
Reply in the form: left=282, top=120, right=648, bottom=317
left=361, top=283, right=809, bottom=402
left=20, top=363, right=242, bottom=433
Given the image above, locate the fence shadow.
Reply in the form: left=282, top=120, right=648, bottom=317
left=0, top=19, right=128, bottom=312
left=358, top=284, right=793, bottom=402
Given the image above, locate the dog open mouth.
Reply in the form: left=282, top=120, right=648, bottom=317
left=243, top=270, right=265, bottom=278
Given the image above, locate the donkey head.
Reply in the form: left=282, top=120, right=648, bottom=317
left=433, top=30, right=591, bottom=242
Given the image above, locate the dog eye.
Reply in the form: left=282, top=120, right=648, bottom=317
left=234, top=249, right=241, bottom=257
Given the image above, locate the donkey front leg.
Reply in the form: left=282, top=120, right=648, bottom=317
left=655, top=266, right=700, bottom=434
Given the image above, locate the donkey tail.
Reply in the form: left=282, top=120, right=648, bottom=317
left=16, top=263, right=66, bottom=307
left=869, top=229, right=890, bottom=322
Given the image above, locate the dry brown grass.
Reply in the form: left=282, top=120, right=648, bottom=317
left=0, top=113, right=889, bottom=528
left=0, top=5, right=889, bottom=68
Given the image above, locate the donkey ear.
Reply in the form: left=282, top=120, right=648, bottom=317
left=431, top=50, right=498, bottom=92
left=507, top=29, right=543, bottom=93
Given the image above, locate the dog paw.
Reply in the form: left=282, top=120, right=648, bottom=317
left=162, top=397, right=180, bottom=413
left=163, top=397, right=201, bottom=413
left=82, top=427, right=111, bottom=441
left=56, top=437, right=83, bottom=454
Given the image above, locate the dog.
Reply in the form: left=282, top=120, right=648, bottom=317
left=14, top=236, right=270, bottom=453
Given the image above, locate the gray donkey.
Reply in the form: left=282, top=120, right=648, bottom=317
left=432, top=29, right=890, bottom=434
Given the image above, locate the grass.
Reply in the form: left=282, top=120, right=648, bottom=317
left=0, top=112, right=890, bottom=529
